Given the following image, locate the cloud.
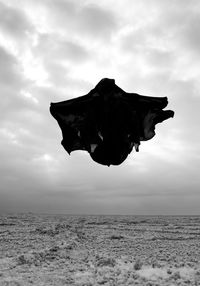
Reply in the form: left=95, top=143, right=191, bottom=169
left=0, top=1, right=33, bottom=39
left=42, top=0, right=118, bottom=41
left=0, top=46, right=23, bottom=88
left=36, top=33, right=90, bottom=63
left=32, top=33, right=90, bottom=87
left=181, top=12, right=200, bottom=55
left=119, top=0, right=200, bottom=82
left=78, top=4, right=118, bottom=38
left=0, top=46, right=36, bottom=122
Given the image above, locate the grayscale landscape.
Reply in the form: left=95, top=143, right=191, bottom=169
left=1, top=1, right=200, bottom=285
left=1, top=214, right=200, bottom=286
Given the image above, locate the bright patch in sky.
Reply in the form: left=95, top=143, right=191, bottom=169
left=20, top=50, right=49, bottom=86
left=20, top=90, right=39, bottom=104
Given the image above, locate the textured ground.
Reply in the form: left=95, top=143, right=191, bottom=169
left=1, top=214, right=200, bottom=285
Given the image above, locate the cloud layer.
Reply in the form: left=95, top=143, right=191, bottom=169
left=0, top=0, right=200, bottom=214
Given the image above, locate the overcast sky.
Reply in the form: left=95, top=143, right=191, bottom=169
left=0, top=0, right=200, bottom=215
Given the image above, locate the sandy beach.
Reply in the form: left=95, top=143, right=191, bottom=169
left=1, top=214, right=200, bottom=285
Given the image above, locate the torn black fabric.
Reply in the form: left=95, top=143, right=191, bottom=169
left=50, top=78, right=174, bottom=166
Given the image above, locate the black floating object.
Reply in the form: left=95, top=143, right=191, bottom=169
left=50, top=78, right=174, bottom=166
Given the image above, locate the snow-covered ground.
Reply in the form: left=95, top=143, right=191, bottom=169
left=1, top=214, right=200, bottom=285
